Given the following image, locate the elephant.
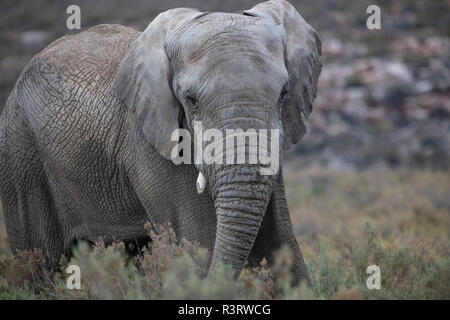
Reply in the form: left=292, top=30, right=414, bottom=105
left=0, top=0, right=321, bottom=284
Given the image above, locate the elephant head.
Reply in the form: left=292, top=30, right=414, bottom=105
left=114, top=0, right=321, bottom=277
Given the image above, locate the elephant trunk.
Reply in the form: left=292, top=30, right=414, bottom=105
left=200, top=95, right=280, bottom=277
left=207, top=163, right=275, bottom=276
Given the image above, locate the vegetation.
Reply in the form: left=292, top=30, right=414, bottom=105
left=0, top=168, right=448, bottom=299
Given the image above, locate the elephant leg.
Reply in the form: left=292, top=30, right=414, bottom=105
left=248, top=172, right=310, bottom=286
left=1, top=158, right=64, bottom=275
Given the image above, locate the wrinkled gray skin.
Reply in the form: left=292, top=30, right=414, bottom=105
left=0, top=0, right=321, bottom=284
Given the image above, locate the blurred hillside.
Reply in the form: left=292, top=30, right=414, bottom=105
left=1, top=0, right=449, bottom=169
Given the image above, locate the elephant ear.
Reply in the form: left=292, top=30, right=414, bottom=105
left=114, top=8, right=203, bottom=159
left=244, top=0, right=322, bottom=150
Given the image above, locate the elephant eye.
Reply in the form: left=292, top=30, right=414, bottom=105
left=279, top=83, right=289, bottom=104
left=186, top=94, right=199, bottom=110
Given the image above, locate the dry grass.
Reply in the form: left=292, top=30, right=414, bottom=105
left=285, top=166, right=449, bottom=299
left=0, top=167, right=449, bottom=299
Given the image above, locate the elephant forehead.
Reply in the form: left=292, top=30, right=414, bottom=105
left=172, top=13, right=284, bottom=63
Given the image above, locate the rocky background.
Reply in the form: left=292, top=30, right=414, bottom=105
left=1, top=0, right=449, bottom=169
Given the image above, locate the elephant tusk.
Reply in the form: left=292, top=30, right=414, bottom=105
left=301, top=109, right=309, bottom=132
left=196, top=172, right=207, bottom=194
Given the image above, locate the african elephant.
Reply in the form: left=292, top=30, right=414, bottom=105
left=0, top=0, right=321, bottom=284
